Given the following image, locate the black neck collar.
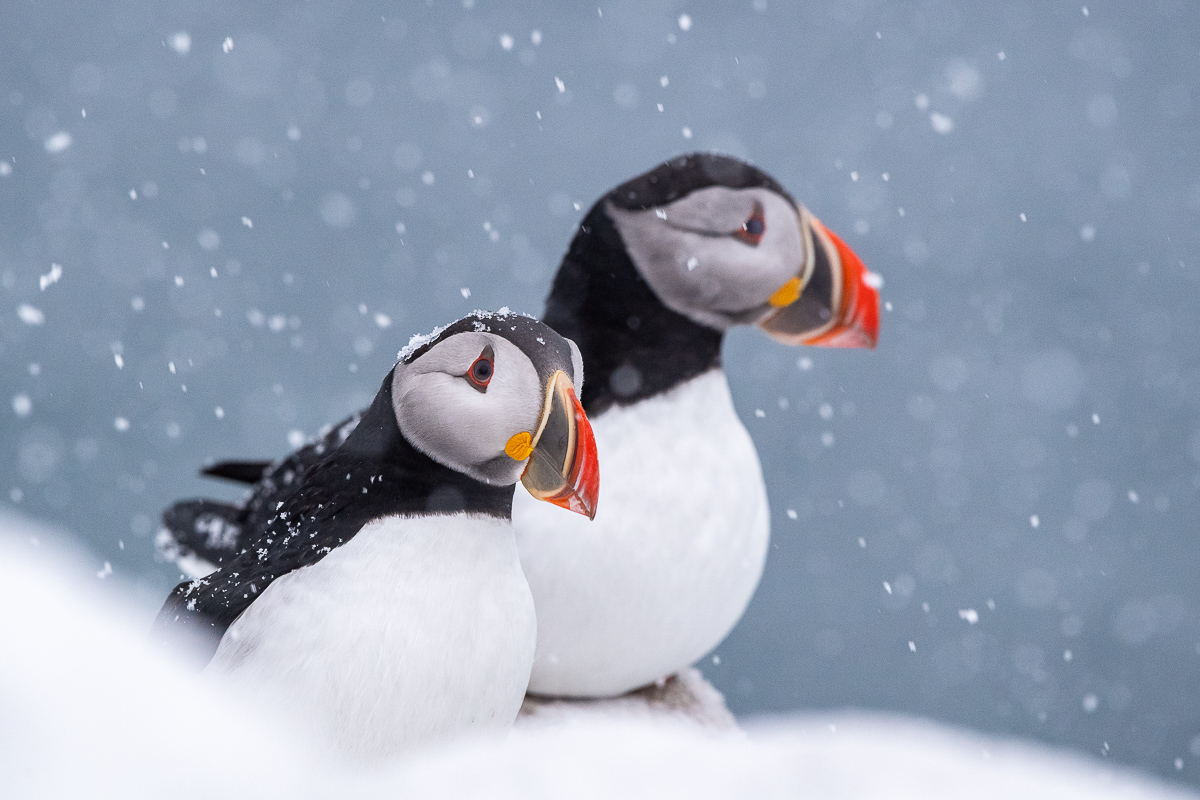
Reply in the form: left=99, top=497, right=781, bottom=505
left=542, top=203, right=723, bottom=416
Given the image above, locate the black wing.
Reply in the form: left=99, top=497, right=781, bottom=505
left=151, top=456, right=384, bottom=665
left=158, top=414, right=364, bottom=570
left=158, top=499, right=246, bottom=570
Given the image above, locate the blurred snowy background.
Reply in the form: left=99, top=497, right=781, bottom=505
left=1, top=0, right=1198, bottom=787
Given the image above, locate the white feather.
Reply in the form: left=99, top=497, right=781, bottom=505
left=514, top=369, right=769, bottom=697
left=393, top=332, right=540, bottom=485
left=209, top=513, right=536, bottom=759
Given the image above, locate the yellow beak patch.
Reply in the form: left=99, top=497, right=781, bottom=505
left=768, top=277, right=803, bottom=308
left=505, top=431, right=534, bottom=461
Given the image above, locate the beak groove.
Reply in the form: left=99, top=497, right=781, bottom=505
left=758, top=213, right=881, bottom=350
left=803, top=219, right=880, bottom=349
left=520, top=371, right=600, bottom=520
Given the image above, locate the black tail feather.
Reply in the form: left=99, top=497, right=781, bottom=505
left=201, top=460, right=272, bottom=484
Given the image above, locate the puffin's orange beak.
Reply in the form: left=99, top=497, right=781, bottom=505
left=758, top=214, right=881, bottom=349
left=518, top=371, right=600, bottom=520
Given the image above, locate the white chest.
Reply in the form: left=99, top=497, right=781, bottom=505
left=208, top=514, right=536, bottom=759
left=513, top=369, right=770, bottom=697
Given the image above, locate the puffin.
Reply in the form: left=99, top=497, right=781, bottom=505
left=152, top=311, right=599, bottom=757
left=514, top=154, right=879, bottom=697
left=160, top=153, right=879, bottom=701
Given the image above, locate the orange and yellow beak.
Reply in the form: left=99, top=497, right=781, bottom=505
left=758, top=213, right=881, bottom=349
left=513, top=371, right=600, bottom=520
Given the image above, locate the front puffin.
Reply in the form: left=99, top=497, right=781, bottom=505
left=152, top=312, right=597, bottom=758
left=515, top=153, right=880, bottom=698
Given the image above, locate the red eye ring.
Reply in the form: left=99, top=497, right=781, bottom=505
left=466, top=346, right=494, bottom=392
left=732, top=201, right=766, bottom=246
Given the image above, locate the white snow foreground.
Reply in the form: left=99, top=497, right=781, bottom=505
left=0, top=513, right=1194, bottom=800
left=0, top=510, right=317, bottom=799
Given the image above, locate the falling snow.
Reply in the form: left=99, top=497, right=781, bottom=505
left=38, top=264, right=62, bottom=291
left=16, top=305, right=45, bottom=325
left=1, top=2, right=1197, bottom=789
left=43, top=132, right=72, bottom=153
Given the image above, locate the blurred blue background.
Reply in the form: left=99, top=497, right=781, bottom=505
left=2, top=0, right=1198, bottom=785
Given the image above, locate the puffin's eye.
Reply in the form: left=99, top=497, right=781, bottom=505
left=466, top=346, right=494, bottom=392
left=732, top=202, right=766, bottom=246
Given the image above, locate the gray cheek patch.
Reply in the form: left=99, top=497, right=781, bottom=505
left=657, top=186, right=759, bottom=233
left=608, top=202, right=732, bottom=331
left=391, top=334, right=542, bottom=485
left=607, top=190, right=808, bottom=332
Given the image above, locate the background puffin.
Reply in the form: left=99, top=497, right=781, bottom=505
left=515, top=153, right=879, bottom=697
left=162, top=153, right=878, bottom=701
left=153, top=311, right=599, bottom=758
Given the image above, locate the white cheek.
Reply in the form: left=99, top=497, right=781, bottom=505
left=656, top=186, right=758, bottom=230
left=397, top=376, right=510, bottom=469
left=393, top=336, right=543, bottom=481
left=611, top=211, right=711, bottom=306
left=479, top=364, right=542, bottom=447
left=713, top=228, right=806, bottom=309
left=650, top=232, right=714, bottom=301
left=611, top=193, right=808, bottom=327
left=615, top=221, right=776, bottom=319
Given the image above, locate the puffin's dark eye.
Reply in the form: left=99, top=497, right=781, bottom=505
left=466, top=346, right=494, bottom=392
left=733, top=202, right=766, bottom=246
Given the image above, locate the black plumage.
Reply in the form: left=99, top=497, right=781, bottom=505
left=174, top=419, right=358, bottom=565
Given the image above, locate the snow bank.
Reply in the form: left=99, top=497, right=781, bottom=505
left=368, top=715, right=1197, bottom=800
left=0, top=510, right=1193, bottom=800
left=0, top=510, right=315, bottom=800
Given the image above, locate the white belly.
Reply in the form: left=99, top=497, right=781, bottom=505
left=513, top=369, right=770, bottom=698
left=208, top=514, right=536, bottom=759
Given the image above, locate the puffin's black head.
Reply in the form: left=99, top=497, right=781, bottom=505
left=600, top=152, right=880, bottom=348
left=391, top=311, right=599, bottom=519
